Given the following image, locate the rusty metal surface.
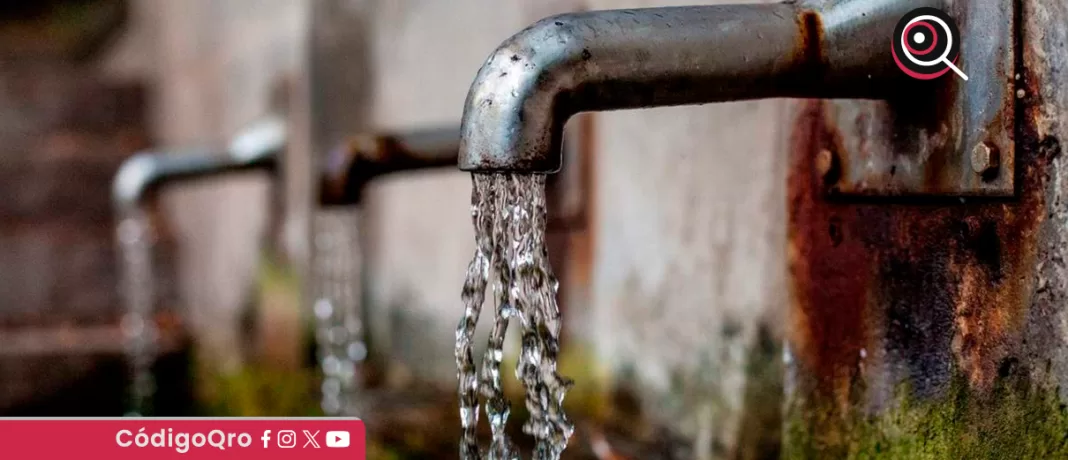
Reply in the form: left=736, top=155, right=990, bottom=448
left=822, top=0, right=1016, bottom=197
left=781, top=5, right=1062, bottom=447
left=318, top=126, right=462, bottom=206
left=458, top=0, right=926, bottom=173
left=789, top=95, right=1042, bottom=394
left=785, top=96, right=1048, bottom=454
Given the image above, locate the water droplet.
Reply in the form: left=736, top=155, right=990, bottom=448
left=322, top=377, right=341, bottom=396
left=314, top=299, right=334, bottom=319
left=311, top=210, right=364, bottom=415
left=323, top=355, right=341, bottom=375
left=117, top=210, right=158, bottom=415
left=347, top=342, right=367, bottom=361
left=321, top=395, right=342, bottom=415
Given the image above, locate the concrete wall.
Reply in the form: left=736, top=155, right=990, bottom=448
left=583, top=1, right=787, bottom=454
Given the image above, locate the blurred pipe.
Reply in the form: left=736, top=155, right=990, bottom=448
left=112, top=114, right=286, bottom=212
left=318, top=125, right=461, bottom=206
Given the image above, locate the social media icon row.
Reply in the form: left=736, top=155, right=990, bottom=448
left=274, top=430, right=349, bottom=448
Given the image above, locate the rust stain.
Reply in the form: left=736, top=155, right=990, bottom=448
left=318, top=136, right=382, bottom=206
left=549, top=113, right=597, bottom=326
left=319, top=131, right=461, bottom=206
left=794, top=9, right=827, bottom=81
left=788, top=91, right=1051, bottom=411
left=568, top=113, right=596, bottom=287
left=788, top=101, right=873, bottom=413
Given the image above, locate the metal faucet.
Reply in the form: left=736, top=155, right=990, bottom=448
left=318, top=126, right=461, bottom=206
left=112, top=114, right=286, bottom=211
left=458, top=0, right=934, bottom=172
left=312, top=125, right=461, bottom=410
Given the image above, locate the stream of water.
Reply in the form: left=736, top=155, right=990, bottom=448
left=119, top=203, right=365, bottom=418
left=457, top=173, right=573, bottom=460
left=116, top=209, right=159, bottom=416
left=311, top=209, right=365, bottom=416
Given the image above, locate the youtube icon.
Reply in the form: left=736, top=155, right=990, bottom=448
left=326, top=431, right=350, bottom=448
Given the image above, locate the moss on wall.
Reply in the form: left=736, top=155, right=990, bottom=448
left=786, top=370, right=1068, bottom=459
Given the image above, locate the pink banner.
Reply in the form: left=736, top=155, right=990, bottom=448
left=0, top=418, right=365, bottom=459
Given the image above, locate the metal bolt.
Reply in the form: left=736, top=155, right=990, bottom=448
left=970, top=142, right=1000, bottom=176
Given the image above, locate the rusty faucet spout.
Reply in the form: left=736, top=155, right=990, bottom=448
left=459, top=0, right=938, bottom=172
left=319, top=126, right=461, bottom=206
left=112, top=114, right=285, bottom=211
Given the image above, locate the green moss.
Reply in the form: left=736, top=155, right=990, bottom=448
left=257, top=250, right=305, bottom=307
left=191, top=251, right=321, bottom=417
left=365, top=440, right=404, bottom=460
left=786, top=372, right=1068, bottom=459
left=734, top=325, right=784, bottom=460
left=196, top=363, right=322, bottom=417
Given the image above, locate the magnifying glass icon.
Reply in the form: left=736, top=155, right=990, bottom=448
left=892, top=9, right=968, bottom=82
left=902, top=15, right=968, bottom=80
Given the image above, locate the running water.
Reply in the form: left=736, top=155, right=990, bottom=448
left=116, top=209, right=159, bottom=416
left=312, top=209, right=365, bottom=416
left=456, top=173, right=573, bottom=460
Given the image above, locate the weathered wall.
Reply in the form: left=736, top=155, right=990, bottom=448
left=574, top=1, right=786, bottom=457
left=588, top=101, right=787, bottom=458
left=783, top=1, right=1068, bottom=458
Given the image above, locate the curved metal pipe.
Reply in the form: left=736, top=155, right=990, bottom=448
left=319, top=126, right=461, bottom=205
left=459, top=0, right=938, bottom=172
left=112, top=115, right=285, bottom=211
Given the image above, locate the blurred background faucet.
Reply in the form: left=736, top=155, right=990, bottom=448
left=311, top=125, right=460, bottom=416
left=112, top=115, right=284, bottom=213
left=111, top=114, right=284, bottom=415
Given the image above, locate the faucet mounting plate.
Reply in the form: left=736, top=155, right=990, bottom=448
left=819, top=0, right=1015, bottom=198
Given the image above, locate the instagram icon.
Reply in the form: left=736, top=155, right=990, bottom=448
left=277, top=430, right=297, bottom=449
